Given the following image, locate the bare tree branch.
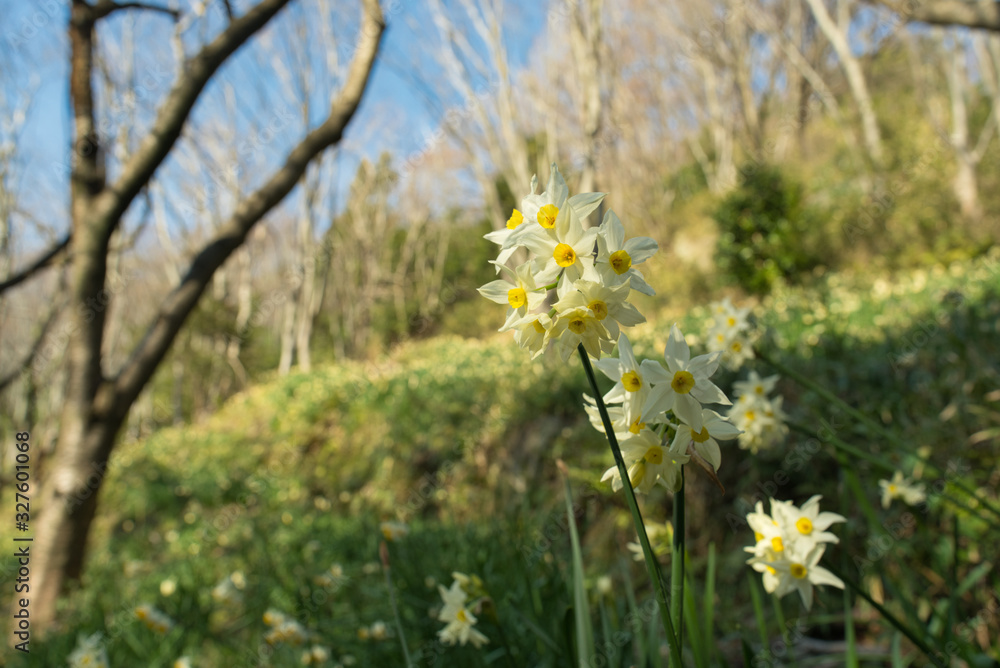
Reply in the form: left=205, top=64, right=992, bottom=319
left=91, top=0, right=181, bottom=20
left=110, top=0, right=385, bottom=415
left=0, top=235, right=71, bottom=294
left=868, top=0, right=1000, bottom=31
left=91, top=0, right=295, bottom=242
left=0, top=296, right=64, bottom=392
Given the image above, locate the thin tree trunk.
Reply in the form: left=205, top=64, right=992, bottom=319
left=803, top=0, right=884, bottom=167
left=27, top=0, right=383, bottom=633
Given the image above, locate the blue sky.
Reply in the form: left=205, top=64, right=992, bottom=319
left=0, top=0, right=547, bottom=252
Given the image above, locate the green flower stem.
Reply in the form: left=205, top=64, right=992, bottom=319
left=486, top=604, right=518, bottom=668
left=577, top=344, right=683, bottom=667
left=825, top=562, right=946, bottom=668
left=671, top=468, right=685, bottom=656
left=758, top=348, right=1000, bottom=522
left=382, top=543, right=414, bottom=668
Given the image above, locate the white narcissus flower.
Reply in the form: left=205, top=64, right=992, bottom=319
left=728, top=392, right=788, bottom=453
left=477, top=261, right=547, bottom=319
left=878, top=471, right=926, bottom=509
left=595, top=210, right=658, bottom=296
left=744, top=501, right=782, bottom=549
left=501, top=311, right=552, bottom=359
left=734, top=371, right=779, bottom=400
left=68, top=632, right=109, bottom=668
left=669, top=408, right=741, bottom=471
left=483, top=208, right=529, bottom=270
left=593, top=334, right=650, bottom=402
left=547, top=303, right=612, bottom=361
left=568, top=280, right=645, bottom=341
left=709, top=297, right=752, bottom=333
left=772, top=495, right=846, bottom=553
left=706, top=298, right=756, bottom=369
left=436, top=579, right=489, bottom=648
left=745, top=498, right=845, bottom=611
left=644, top=324, right=730, bottom=432
left=493, top=165, right=603, bottom=269
left=135, top=603, right=174, bottom=634
left=516, top=202, right=599, bottom=286
left=584, top=394, right=630, bottom=440
left=601, top=428, right=690, bottom=494
left=768, top=544, right=844, bottom=611
left=380, top=521, right=409, bottom=541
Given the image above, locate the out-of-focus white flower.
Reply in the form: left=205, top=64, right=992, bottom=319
left=68, top=632, right=109, bottom=668
left=265, top=612, right=309, bottom=646
left=380, top=521, right=409, bottom=542
left=744, top=497, right=845, bottom=610
left=706, top=298, right=756, bottom=370
left=135, top=603, right=174, bottom=634
left=879, top=471, right=926, bottom=509
left=300, top=645, right=330, bottom=665
left=436, top=578, right=489, bottom=648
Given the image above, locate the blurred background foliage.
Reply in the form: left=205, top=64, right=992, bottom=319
left=1, top=0, right=999, bottom=664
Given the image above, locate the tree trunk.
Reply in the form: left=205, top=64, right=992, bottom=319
left=26, top=0, right=383, bottom=634
left=804, top=0, right=884, bottom=167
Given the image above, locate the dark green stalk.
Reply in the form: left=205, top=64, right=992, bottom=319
left=671, top=468, right=685, bottom=657
left=577, top=344, right=683, bottom=666
left=759, top=348, right=1000, bottom=522
left=825, top=563, right=946, bottom=667
left=382, top=543, right=414, bottom=668
left=789, top=421, right=1000, bottom=532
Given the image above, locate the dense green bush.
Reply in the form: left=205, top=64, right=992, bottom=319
left=713, top=164, right=823, bottom=294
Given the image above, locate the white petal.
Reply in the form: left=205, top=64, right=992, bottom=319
left=568, top=192, right=605, bottom=222
left=664, top=324, right=691, bottom=366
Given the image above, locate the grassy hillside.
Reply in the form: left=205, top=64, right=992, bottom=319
left=6, top=250, right=1000, bottom=666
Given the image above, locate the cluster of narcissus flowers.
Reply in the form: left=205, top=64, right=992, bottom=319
left=479, top=164, right=657, bottom=362
left=706, top=297, right=756, bottom=369
left=68, top=632, right=109, bottom=668
left=879, top=471, right=927, bottom=509
left=263, top=609, right=309, bottom=645
left=727, top=370, right=788, bottom=453
left=436, top=572, right=489, bottom=648
left=585, top=327, right=739, bottom=493
left=745, top=496, right=846, bottom=610
left=135, top=603, right=174, bottom=634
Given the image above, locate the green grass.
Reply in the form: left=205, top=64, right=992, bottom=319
left=5, top=250, right=1000, bottom=666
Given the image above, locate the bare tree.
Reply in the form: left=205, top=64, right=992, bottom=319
left=867, top=0, right=1000, bottom=31
left=565, top=0, right=605, bottom=194
left=908, top=29, right=997, bottom=222
left=424, top=0, right=535, bottom=225
left=6, top=0, right=384, bottom=634
left=804, top=0, right=885, bottom=167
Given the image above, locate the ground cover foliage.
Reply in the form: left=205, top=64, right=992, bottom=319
left=7, top=250, right=1000, bottom=667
